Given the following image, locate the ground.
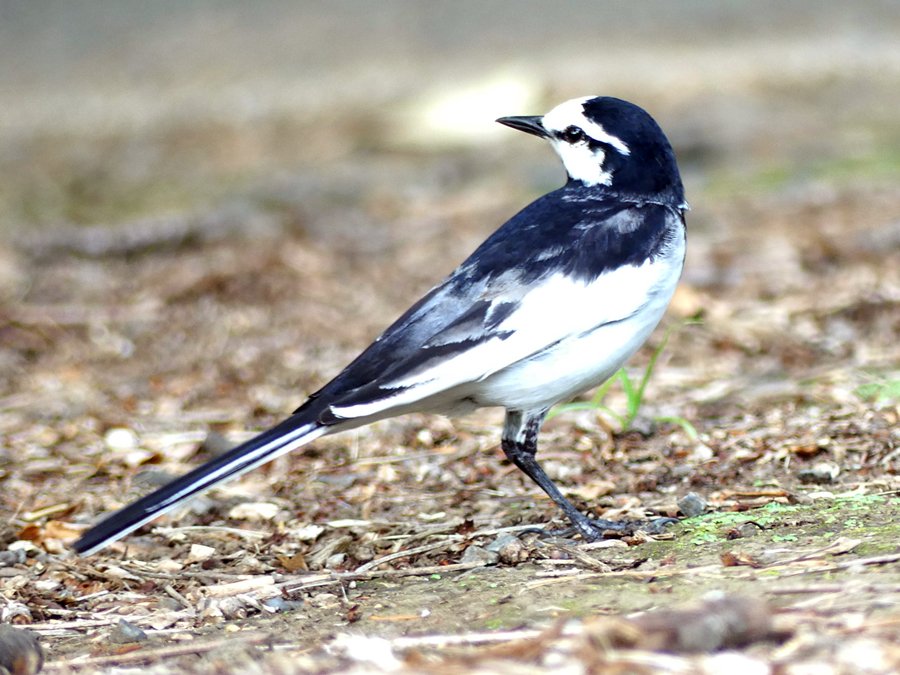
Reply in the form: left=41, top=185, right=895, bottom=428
left=0, top=3, right=899, bottom=673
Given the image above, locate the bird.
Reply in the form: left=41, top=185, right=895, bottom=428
left=74, top=95, right=688, bottom=556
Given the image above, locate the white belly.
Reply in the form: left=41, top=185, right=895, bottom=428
left=475, top=280, right=673, bottom=410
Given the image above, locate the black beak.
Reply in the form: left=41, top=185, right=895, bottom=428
left=496, top=115, right=548, bottom=138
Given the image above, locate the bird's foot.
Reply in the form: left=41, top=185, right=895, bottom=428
left=538, top=515, right=678, bottom=541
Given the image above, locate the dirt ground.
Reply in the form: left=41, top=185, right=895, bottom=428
left=1, top=3, right=899, bottom=674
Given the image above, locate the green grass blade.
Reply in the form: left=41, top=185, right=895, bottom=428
left=655, top=415, right=700, bottom=441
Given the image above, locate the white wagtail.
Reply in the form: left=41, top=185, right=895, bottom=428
left=75, top=96, right=687, bottom=555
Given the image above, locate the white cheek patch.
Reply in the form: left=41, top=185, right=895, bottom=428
left=540, top=97, right=631, bottom=186
left=551, top=141, right=612, bottom=187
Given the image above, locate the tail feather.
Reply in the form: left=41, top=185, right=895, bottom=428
left=74, top=414, right=327, bottom=555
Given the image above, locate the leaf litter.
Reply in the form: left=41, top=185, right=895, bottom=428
left=1, top=181, right=896, bottom=673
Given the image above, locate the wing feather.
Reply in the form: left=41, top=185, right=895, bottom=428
left=303, top=193, right=683, bottom=422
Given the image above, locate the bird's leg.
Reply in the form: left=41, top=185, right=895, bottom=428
left=501, top=409, right=673, bottom=540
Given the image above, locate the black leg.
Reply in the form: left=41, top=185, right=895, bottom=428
left=501, top=409, right=674, bottom=541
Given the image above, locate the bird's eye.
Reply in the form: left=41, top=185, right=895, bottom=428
left=562, top=126, right=586, bottom=144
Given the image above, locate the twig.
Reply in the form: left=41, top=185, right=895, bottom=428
left=832, top=552, right=900, bottom=569
left=201, top=575, right=277, bottom=598
left=153, top=525, right=269, bottom=541
left=771, top=583, right=900, bottom=595
left=544, top=542, right=612, bottom=573
left=772, top=536, right=861, bottom=565
left=352, top=537, right=463, bottom=574
left=27, top=611, right=191, bottom=634
left=524, top=551, right=900, bottom=590
left=274, top=573, right=336, bottom=593
left=43, top=632, right=271, bottom=670
left=163, top=584, right=192, bottom=609
left=776, top=552, right=900, bottom=579
left=337, top=560, right=491, bottom=580
left=277, top=560, right=492, bottom=593
left=770, top=584, right=845, bottom=595
left=391, top=628, right=546, bottom=649
left=352, top=521, right=552, bottom=571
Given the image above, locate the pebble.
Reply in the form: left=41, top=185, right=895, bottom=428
left=108, top=618, right=148, bottom=644
left=677, top=492, right=708, bottom=518
left=185, top=544, right=217, bottom=565
left=727, top=522, right=764, bottom=539
left=0, top=549, right=26, bottom=567
left=200, top=431, right=236, bottom=457
left=460, top=545, right=500, bottom=566
left=325, top=553, right=346, bottom=569
left=797, top=462, right=840, bottom=484
left=262, top=597, right=305, bottom=613
left=227, top=502, right=280, bottom=521
left=486, top=533, right=529, bottom=564
left=0, top=625, right=43, bottom=675
left=104, top=427, right=138, bottom=451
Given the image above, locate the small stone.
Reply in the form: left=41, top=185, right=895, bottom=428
left=119, top=448, right=156, bottom=468
left=678, top=492, right=708, bottom=518
left=737, top=522, right=763, bottom=538
left=0, top=600, right=32, bottom=623
left=460, top=545, right=499, bottom=566
left=308, top=593, right=341, bottom=609
left=204, top=597, right=247, bottom=621
left=688, top=444, right=714, bottom=463
left=0, top=550, right=26, bottom=566
left=486, top=534, right=528, bottom=564
left=726, top=522, right=764, bottom=540
left=227, top=502, right=280, bottom=521
left=133, top=469, right=179, bottom=488
left=185, top=544, right=216, bottom=565
left=797, top=462, right=840, bottom=484
left=325, top=553, right=346, bottom=569
left=627, top=415, right=656, bottom=437
left=7, top=541, right=39, bottom=555
left=200, top=431, right=236, bottom=457
left=0, top=624, right=43, bottom=675
left=109, top=618, right=148, bottom=644
left=290, top=524, right=325, bottom=542
left=262, top=596, right=305, bottom=613
left=104, top=427, right=139, bottom=451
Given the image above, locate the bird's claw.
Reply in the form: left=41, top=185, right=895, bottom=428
left=535, top=515, right=679, bottom=541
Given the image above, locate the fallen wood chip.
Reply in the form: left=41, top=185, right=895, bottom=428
left=197, top=576, right=277, bottom=599
left=334, top=560, right=491, bottom=582
left=353, top=537, right=463, bottom=574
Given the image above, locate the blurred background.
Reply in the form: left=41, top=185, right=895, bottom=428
left=2, top=0, right=899, bottom=235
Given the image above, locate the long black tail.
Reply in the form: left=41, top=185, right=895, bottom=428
left=74, top=414, right=327, bottom=555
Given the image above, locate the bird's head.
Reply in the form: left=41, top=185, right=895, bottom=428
left=497, top=96, right=685, bottom=207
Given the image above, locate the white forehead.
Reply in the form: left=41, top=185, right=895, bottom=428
left=542, top=96, right=630, bottom=156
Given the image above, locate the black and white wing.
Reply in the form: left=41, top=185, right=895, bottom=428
left=302, top=188, right=685, bottom=424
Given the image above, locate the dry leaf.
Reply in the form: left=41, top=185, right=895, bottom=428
left=720, top=550, right=764, bottom=568
left=277, top=552, right=309, bottom=572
